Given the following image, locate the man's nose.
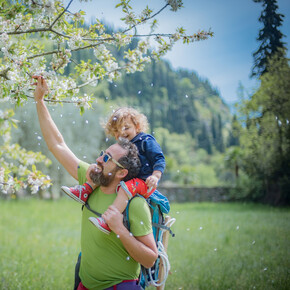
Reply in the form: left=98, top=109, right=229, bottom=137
left=96, top=155, right=103, bottom=163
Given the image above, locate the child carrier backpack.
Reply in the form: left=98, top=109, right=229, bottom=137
left=123, top=191, right=176, bottom=289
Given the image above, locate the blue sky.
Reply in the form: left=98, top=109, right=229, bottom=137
left=69, top=0, right=290, bottom=106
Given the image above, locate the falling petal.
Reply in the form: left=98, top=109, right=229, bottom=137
left=116, top=234, right=120, bottom=238
left=138, top=90, right=141, bottom=94
left=126, top=256, right=130, bottom=261
left=199, top=226, right=203, bottom=230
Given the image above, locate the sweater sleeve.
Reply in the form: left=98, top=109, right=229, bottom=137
left=142, top=136, right=166, bottom=173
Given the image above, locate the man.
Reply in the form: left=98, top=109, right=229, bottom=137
left=33, top=76, right=158, bottom=289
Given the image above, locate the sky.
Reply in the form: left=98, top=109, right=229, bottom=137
left=68, top=0, right=290, bottom=107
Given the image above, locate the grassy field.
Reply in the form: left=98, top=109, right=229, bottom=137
left=0, top=199, right=289, bottom=290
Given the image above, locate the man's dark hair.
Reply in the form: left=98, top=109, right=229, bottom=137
left=117, top=138, right=140, bottom=182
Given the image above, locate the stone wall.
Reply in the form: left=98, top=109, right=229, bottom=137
left=158, top=186, right=233, bottom=203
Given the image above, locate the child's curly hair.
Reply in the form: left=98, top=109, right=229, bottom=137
left=105, top=107, right=149, bottom=137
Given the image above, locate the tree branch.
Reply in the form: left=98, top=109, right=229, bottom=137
left=122, top=3, right=170, bottom=34
left=49, top=0, right=74, bottom=29
left=27, top=39, right=114, bottom=60
left=0, top=68, right=11, bottom=80
left=25, top=95, right=83, bottom=104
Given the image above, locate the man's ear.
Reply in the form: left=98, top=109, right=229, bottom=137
left=116, top=168, right=128, bottom=179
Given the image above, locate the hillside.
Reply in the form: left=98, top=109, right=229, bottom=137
left=83, top=58, right=232, bottom=154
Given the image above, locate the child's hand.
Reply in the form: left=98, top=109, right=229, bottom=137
left=145, top=175, right=158, bottom=192
left=86, top=163, right=98, bottom=184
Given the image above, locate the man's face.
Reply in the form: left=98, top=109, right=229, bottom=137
left=90, top=144, right=127, bottom=187
left=89, top=164, right=118, bottom=187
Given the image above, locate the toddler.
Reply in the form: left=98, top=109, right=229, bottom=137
left=61, top=107, right=166, bottom=234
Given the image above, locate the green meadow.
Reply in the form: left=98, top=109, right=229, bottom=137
left=0, top=199, right=289, bottom=290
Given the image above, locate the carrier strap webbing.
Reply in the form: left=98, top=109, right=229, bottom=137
left=82, top=203, right=102, bottom=217
left=152, top=223, right=175, bottom=237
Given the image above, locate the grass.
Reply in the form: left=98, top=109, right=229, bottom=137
left=0, top=199, right=289, bottom=290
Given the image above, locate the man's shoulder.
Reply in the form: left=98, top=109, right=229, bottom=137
left=78, top=161, right=90, bottom=184
left=128, top=196, right=150, bottom=219
left=127, top=196, right=152, bottom=235
left=129, top=196, right=148, bottom=207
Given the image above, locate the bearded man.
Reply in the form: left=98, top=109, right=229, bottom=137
left=33, top=76, right=158, bottom=290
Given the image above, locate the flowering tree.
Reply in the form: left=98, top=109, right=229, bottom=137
left=0, top=0, right=212, bottom=196
left=0, top=109, right=52, bottom=196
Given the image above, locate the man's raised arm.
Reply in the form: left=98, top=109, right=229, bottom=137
left=33, top=76, right=80, bottom=180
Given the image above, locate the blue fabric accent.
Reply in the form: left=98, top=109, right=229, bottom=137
left=149, top=190, right=170, bottom=214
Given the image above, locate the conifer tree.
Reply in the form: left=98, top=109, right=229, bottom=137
left=251, top=0, right=285, bottom=77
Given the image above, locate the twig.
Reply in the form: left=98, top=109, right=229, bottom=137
left=49, top=0, right=74, bottom=28
left=122, top=3, right=170, bottom=34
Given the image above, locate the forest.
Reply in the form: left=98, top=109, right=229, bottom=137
left=0, top=0, right=289, bottom=205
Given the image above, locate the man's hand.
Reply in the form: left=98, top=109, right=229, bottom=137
left=32, top=75, right=49, bottom=101
left=102, top=205, right=124, bottom=235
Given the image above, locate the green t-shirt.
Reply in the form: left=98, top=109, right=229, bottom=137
left=78, top=161, right=152, bottom=290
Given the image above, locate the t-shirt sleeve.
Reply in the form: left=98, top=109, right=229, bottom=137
left=77, top=161, right=90, bottom=185
left=128, top=197, right=152, bottom=237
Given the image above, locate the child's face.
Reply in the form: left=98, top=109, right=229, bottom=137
left=115, top=118, right=138, bottom=141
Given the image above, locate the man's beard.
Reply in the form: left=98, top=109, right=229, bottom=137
left=89, top=166, right=118, bottom=187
